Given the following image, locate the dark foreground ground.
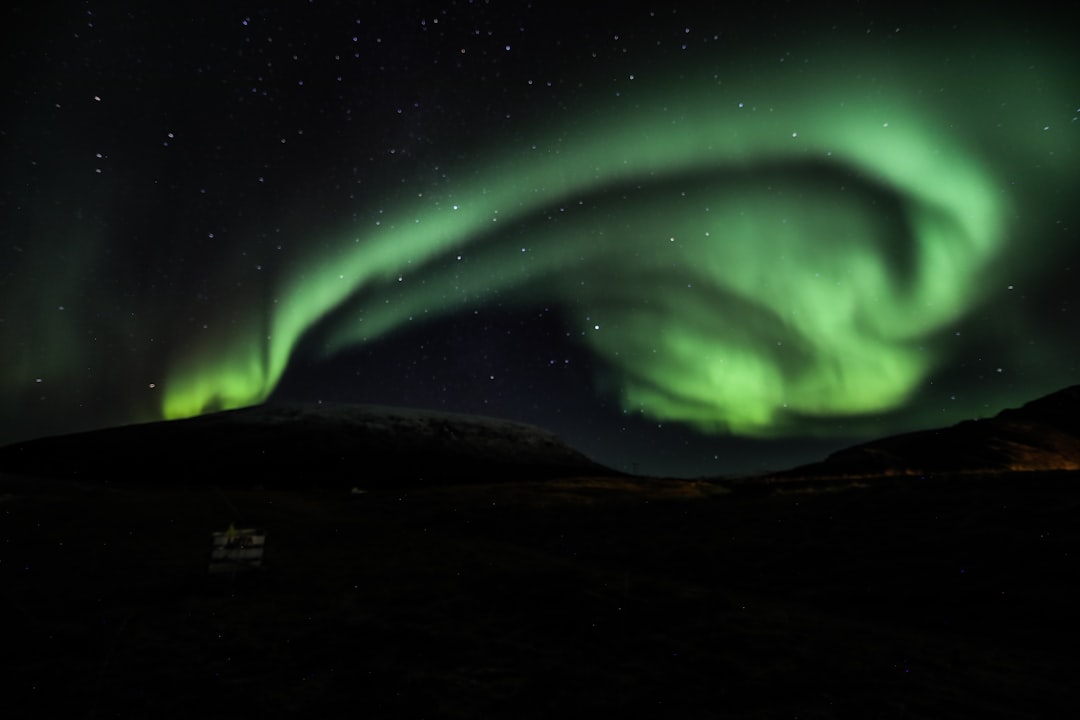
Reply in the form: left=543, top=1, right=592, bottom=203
left=2, top=470, right=1077, bottom=718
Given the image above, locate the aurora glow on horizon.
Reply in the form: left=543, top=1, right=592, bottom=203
left=3, top=4, right=1078, bottom=475
left=161, top=46, right=1075, bottom=435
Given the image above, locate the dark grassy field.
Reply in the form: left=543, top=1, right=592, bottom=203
left=3, top=470, right=1077, bottom=718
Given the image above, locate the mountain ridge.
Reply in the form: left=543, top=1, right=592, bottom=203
left=0, top=401, right=615, bottom=487
left=774, top=385, right=1080, bottom=478
left=3, top=385, right=1079, bottom=487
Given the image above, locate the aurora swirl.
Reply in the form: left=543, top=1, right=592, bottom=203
left=3, top=6, right=1078, bottom=473
left=158, top=45, right=1078, bottom=436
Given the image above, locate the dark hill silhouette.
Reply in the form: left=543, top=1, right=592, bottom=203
left=776, top=385, right=1080, bottom=478
left=3, top=390, right=1079, bottom=718
left=4, top=386, right=1079, bottom=487
left=0, top=402, right=614, bottom=487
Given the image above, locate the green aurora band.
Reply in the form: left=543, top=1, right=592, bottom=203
left=162, top=45, right=1078, bottom=436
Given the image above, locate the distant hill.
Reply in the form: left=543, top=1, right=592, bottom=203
left=776, top=385, right=1080, bottom=478
left=0, top=403, right=615, bottom=487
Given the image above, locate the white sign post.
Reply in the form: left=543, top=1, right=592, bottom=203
left=209, top=524, right=266, bottom=575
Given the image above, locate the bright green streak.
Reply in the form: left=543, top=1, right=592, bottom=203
left=162, top=45, right=1077, bottom=436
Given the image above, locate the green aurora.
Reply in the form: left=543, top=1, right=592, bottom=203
left=159, top=44, right=1079, bottom=437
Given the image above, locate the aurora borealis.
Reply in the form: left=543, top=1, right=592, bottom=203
left=3, top=3, right=1078, bottom=475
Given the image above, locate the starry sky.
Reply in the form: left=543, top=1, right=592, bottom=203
left=2, top=2, right=1078, bottom=477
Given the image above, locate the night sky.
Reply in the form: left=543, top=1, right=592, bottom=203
left=2, top=2, right=1078, bottom=477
